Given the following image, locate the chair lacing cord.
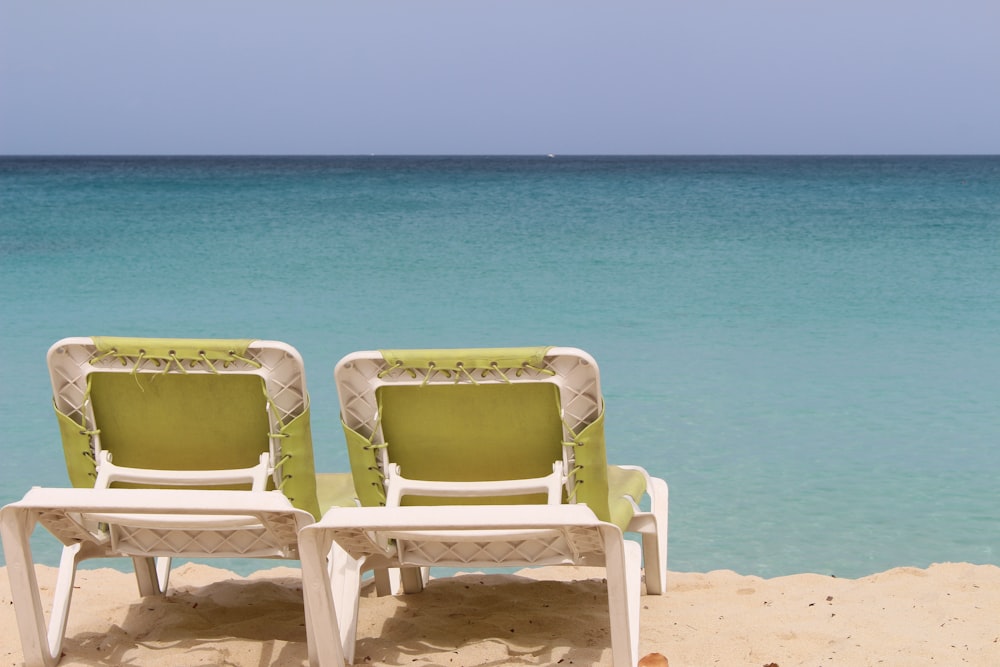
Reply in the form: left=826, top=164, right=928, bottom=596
left=409, top=362, right=462, bottom=386
left=89, top=348, right=119, bottom=365
left=561, top=428, right=585, bottom=502
left=229, top=350, right=262, bottom=369
left=362, top=438, right=388, bottom=503
left=165, top=351, right=189, bottom=374
left=566, top=464, right=586, bottom=502
left=357, top=416, right=389, bottom=503
left=82, top=447, right=98, bottom=478
left=420, top=362, right=439, bottom=387
left=74, top=399, right=99, bottom=475
left=272, top=452, right=293, bottom=490
left=517, top=361, right=556, bottom=377
left=481, top=362, right=513, bottom=383
left=367, top=465, right=386, bottom=481
left=199, top=351, right=220, bottom=374
left=126, top=350, right=151, bottom=390
left=455, top=362, right=478, bottom=384
left=378, top=360, right=414, bottom=379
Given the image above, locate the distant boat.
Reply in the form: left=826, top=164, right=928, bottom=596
left=547, top=154, right=556, bottom=158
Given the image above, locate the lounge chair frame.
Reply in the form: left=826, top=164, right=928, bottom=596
left=300, top=346, right=668, bottom=667
left=1, top=337, right=319, bottom=667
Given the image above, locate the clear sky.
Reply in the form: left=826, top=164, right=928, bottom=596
left=2, top=1, right=999, bottom=155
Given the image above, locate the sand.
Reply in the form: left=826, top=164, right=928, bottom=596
left=2, top=561, right=998, bottom=666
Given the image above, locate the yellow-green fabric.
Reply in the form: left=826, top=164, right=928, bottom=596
left=380, top=382, right=564, bottom=506
left=563, top=409, right=645, bottom=529
left=277, top=409, right=322, bottom=519
left=607, top=464, right=648, bottom=532
left=54, top=337, right=323, bottom=519
left=607, top=464, right=648, bottom=510
left=92, top=336, right=253, bottom=362
left=315, top=472, right=360, bottom=514
left=56, top=407, right=96, bottom=488
left=381, top=347, right=550, bottom=371
left=89, top=372, right=269, bottom=473
left=342, top=422, right=387, bottom=507
left=568, top=409, right=612, bottom=523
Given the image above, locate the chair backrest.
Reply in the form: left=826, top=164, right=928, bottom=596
left=48, top=337, right=321, bottom=519
left=335, top=347, right=617, bottom=522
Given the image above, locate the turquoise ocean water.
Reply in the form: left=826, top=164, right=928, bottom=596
left=1, top=155, right=998, bottom=579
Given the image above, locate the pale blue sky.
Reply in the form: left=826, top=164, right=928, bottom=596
left=2, top=1, right=999, bottom=155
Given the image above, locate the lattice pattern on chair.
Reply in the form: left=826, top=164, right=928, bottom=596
left=321, top=528, right=392, bottom=561
left=35, top=510, right=110, bottom=547
left=392, top=530, right=582, bottom=567
left=547, top=353, right=602, bottom=432
left=49, top=342, right=98, bottom=425
left=252, top=344, right=309, bottom=426
left=383, top=526, right=604, bottom=567
left=323, top=524, right=610, bottom=569
left=109, top=523, right=300, bottom=558
left=33, top=506, right=304, bottom=559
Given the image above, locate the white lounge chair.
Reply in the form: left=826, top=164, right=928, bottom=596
left=0, top=337, right=353, bottom=667
left=299, top=347, right=668, bottom=667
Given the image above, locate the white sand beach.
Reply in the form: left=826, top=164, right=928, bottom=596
left=2, top=561, right=998, bottom=666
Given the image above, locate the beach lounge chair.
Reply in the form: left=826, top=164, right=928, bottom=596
left=0, top=337, right=354, bottom=667
left=299, top=347, right=668, bottom=667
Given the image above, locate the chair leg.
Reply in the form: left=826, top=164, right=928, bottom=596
left=374, top=566, right=429, bottom=595
left=641, top=477, right=669, bottom=595
left=132, top=556, right=172, bottom=596
left=624, top=540, right=642, bottom=660
left=329, top=544, right=363, bottom=664
left=602, top=528, right=641, bottom=667
left=398, top=566, right=427, bottom=594
left=1, top=506, right=80, bottom=667
left=299, top=531, right=350, bottom=667
left=373, top=568, right=394, bottom=596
